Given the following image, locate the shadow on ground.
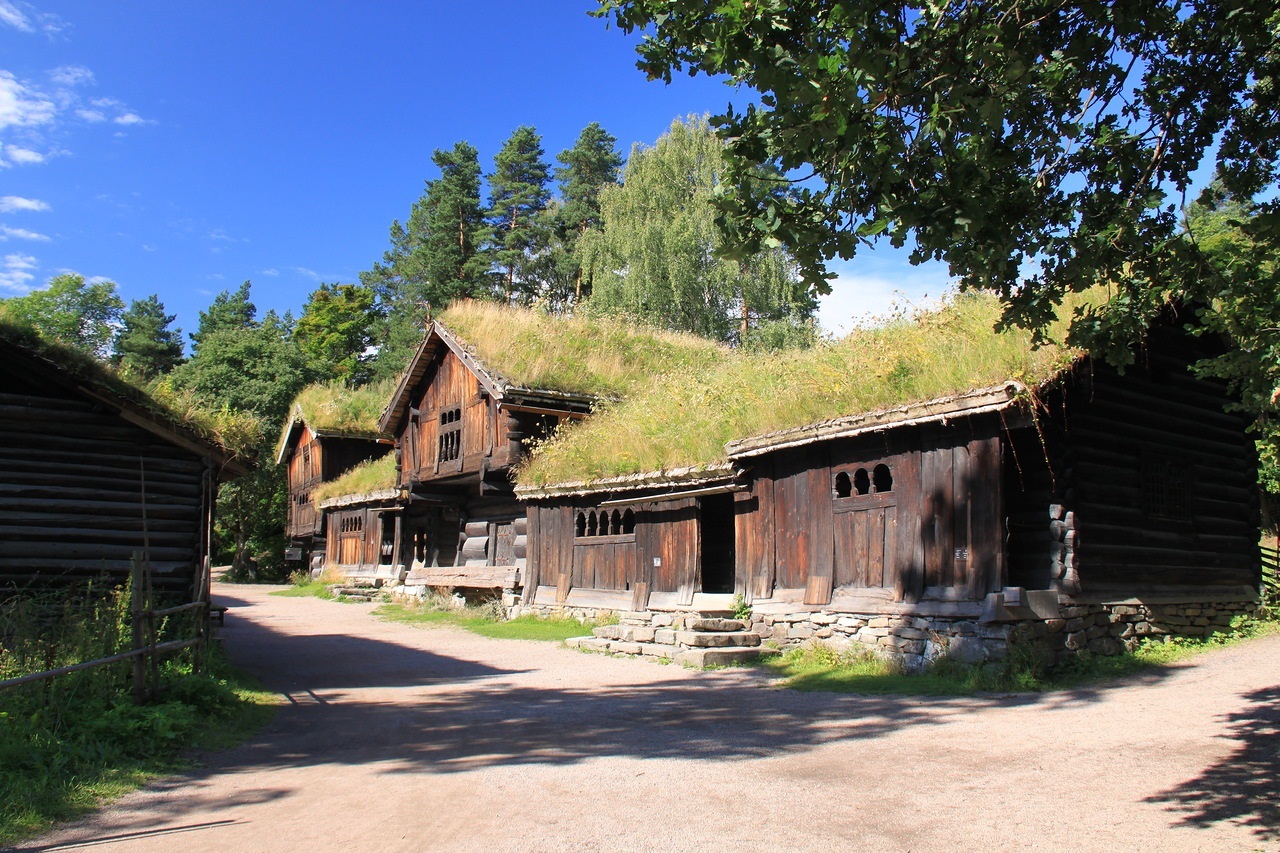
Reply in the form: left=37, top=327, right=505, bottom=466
left=1145, top=685, right=1280, bottom=841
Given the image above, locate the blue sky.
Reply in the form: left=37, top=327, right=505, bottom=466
left=0, top=0, right=948, bottom=340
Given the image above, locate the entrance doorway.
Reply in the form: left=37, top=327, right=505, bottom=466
left=699, top=494, right=736, bottom=593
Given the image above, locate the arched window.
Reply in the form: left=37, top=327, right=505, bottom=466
left=834, top=471, right=852, bottom=498
left=586, top=512, right=598, bottom=537
left=873, top=464, right=893, bottom=493
left=853, top=467, right=871, bottom=496
left=610, top=509, right=622, bottom=535
left=621, top=509, right=636, bottom=534
left=576, top=512, right=587, bottom=537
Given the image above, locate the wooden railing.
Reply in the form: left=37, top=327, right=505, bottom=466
left=0, top=556, right=213, bottom=703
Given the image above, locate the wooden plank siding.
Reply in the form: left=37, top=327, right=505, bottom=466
left=1058, top=344, right=1258, bottom=596
left=0, top=389, right=214, bottom=598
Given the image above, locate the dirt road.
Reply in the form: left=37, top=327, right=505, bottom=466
left=17, top=581, right=1280, bottom=852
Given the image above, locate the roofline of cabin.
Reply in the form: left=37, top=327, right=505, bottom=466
left=316, top=487, right=405, bottom=510
left=0, top=334, right=248, bottom=479
left=515, top=464, right=738, bottom=500
left=377, top=320, right=597, bottom=435
left=274, top=409, right=390, bottom=466
left=726, top=382, right=1031, bottom=460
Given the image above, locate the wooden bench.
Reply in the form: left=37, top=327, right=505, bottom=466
left=208, top=604, right=229, bottom=627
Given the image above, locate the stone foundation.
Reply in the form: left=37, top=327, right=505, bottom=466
left=517, top=595, right=1259, bottom=671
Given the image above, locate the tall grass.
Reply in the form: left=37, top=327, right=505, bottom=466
left=288, top=377, right=399, bottom=436
left=312, top=453, right=398, bottom=503
left=519, top=291, right=1083, bottom=485
left=0, top=587, right=274, bottom=845
left=439, top=300, right=728, bottom=397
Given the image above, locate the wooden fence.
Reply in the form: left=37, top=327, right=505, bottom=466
left=0, top=554, right=213, bottom=703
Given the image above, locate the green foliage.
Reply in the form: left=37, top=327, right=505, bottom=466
left=112, top=295, right=184, bottom=381
left=554, top=122, right=625, bottom=306
left=596, top=0, right=1280, bottom=360
left=489, top=126, right=553, bottom=303
left=190, top=281, right=255, bottom=356
left=363, top=142, right=492, bottom=379
left=0, top=273, right=124, bottom=358
left=374, top=600, right=591, bottom=642
left=0, top=589, right=275, bottom=845
left=520, top=290, right=1082, bottom=486
left=170, top=289, right=319, bottom=574
left=294, top=283, right=380, bottom=382
left=731, top=593, right=752, bottom=621
left=581, top=116, right=816, bottom=344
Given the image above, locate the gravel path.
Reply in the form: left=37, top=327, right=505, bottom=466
left=16, top=581, right=1280, bottom=852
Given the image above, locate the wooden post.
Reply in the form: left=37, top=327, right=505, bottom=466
left=130, top=553, right=145, bottom=704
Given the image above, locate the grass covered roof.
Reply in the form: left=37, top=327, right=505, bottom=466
left=436, top=300, right=729, bottom=398
left=287, top=378, right=397, bottom=437
left=517, top=292, right=1084, bottom=489
left=313, top=453, right=399, bottom=504
left=0, top=318, right=255, bottom=466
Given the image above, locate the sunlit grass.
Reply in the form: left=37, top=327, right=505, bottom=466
left=375, top=601, right=592, bottom=643
left=312, top=454, right=398, bottom=503
left=518, top=290, right=1086, bottom=486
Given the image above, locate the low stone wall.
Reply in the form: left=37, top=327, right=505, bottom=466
left=516, top=596, right=1259, bottom=671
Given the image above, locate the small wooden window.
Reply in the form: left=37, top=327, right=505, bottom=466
left=438, top=407, right=462, bottom=462
left=834, top=471, right=852, bottom=498
left=873, top=464, right=893, bottom=493
left=854, top=467, right=871, bottom=496
left=574, top=507, right=638, bottom=540
left=1142, top=456, right=1190, bottom=521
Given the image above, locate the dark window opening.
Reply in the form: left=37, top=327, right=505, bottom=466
left=621, top=509, right=635, bottom=534
left=854, top=467, right=871, bottom=496
left=834, top=471, right=852, bottom=498
left=1142, top=457, right=1191, bottom=521
left=873, top=464, right=893, bottom=493
left=576, top=512, right=587, bottom=537
left=438, top=407, right=462, bottom=462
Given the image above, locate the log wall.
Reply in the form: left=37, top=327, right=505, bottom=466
left=0, top=388, right=213, bottom=598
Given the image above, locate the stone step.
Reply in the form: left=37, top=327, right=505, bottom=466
left=674, top=630, right=761, bottom=648
left=675, top=647, right=781, bottom=668
left=592, top=624, right=658, bottom=643
left=685, top=617, right=748, bottom=632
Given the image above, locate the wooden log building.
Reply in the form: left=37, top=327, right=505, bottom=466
left=516, top=318, right=1260, bottom=664
left=0, top=323, right=245, bottom=600
left=277, top=384, right=393, bottom=572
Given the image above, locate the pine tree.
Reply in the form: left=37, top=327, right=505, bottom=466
left=488, top=126, right=551, bottom=303
left=362, top=142, right=490, bottom=377
left=556, top=123, right=623, bottom=302
left=191, top=281, right=256, bottom=355
left=113, top=294, right=184, bottom=380
left=294, top=282, right=379, bottom=383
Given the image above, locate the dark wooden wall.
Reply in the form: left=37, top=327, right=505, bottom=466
left=285, top=427, right=322, bottom=539
left=0, top=384, right=212, bottom=598
left=1052, top=334, right=1258, bottom=596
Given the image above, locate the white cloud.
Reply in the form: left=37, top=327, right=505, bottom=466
left=0, top=195, right=50, bottom=213
left=0, top=71, right=57, bottom=131
left=141, top=243, right=156, bottom=252
left=0, top=225, right=49, bottom=241
left=816, top=257, right=951, bottom=337
left=294, top=267, right=322, bottom=281
left=0, top=252, right=37, bottom=292
left=0, top=0, right=30, bottom=31
left=74, top=108, right=105, bottom=122
left=113, top=112, right=150, bottom=126
left=261, top=268, right=279, bottom=276
left=48, top=65, right=94, bottom=88
left=5, top=144, right=43, bottom=164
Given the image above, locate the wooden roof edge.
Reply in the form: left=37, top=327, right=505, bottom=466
left=514, top=464, right=738, bottom=500
left=274, top=412, right=390, bottom=466
left=378, top=320, right=600, bottom=435
left=316, top=487, right=405, bottom=510
left=726, top=382, right=1030, bottom=461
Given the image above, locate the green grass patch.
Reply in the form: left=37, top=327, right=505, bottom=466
left=762, top=617, right=1280, bottom=695
left=0, top=601, right=277, bottom=845
left=270, top=581, right=334, bottom=600
left=374, top=600, right=592, bottom=643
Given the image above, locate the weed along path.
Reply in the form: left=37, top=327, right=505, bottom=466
left=19, top=582, right=1280, bottom=853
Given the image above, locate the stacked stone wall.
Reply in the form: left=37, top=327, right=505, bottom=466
left=516, top=597, right=1258, bottom=670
